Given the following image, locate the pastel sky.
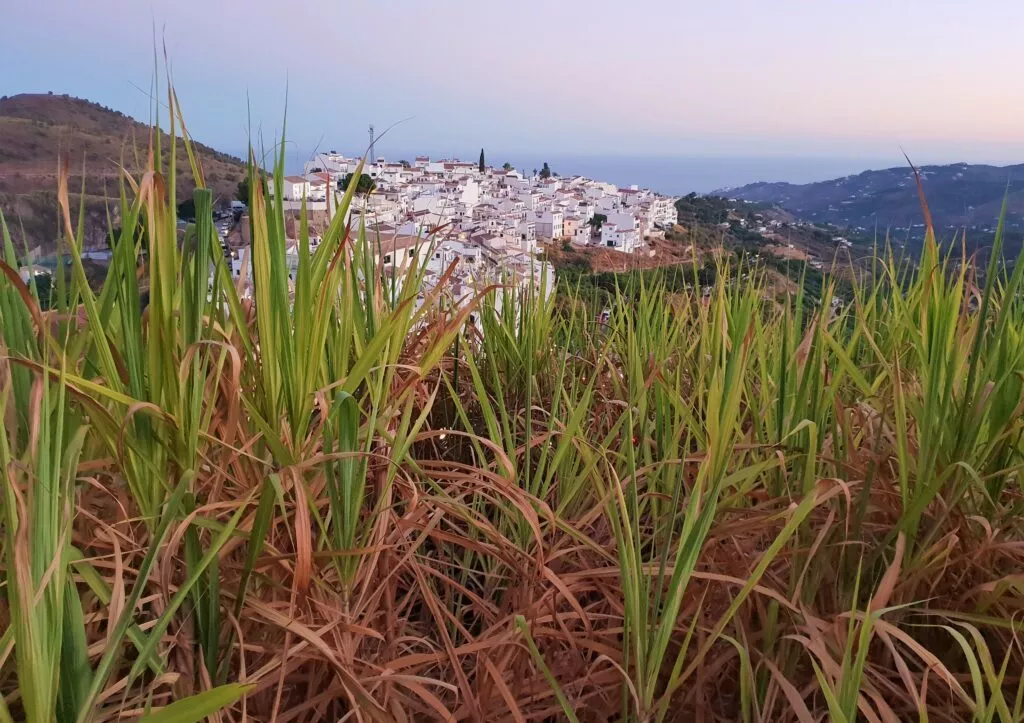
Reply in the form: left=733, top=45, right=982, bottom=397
left=3, top=0, right=1024, bottom=165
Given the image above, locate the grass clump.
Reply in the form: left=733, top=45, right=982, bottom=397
left=2, top=90, right=1024, bottom=721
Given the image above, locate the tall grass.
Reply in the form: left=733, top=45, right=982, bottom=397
left=2, top=91, right=1024, bottom=721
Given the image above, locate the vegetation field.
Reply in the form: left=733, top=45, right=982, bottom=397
left=3, top=95, right=1024, bottom=722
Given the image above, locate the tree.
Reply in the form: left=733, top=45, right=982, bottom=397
left=236, top=178, right=249, bottom=205
left=532, top=168, right=538, bottom=178
left=340, top=172, right=376, bottom=195
left=588, top=213, right=608, bottom=232
left=177, top=198, right=196, bottom=221
left=540, top=162, right=552, bottom=179
left=502, top=162, right=513, bottom=171
left=399, top=159, right=411, bottom=168
left=32, top=272, right=53, bottom=311
left=479, top=148, right=486, bottom=173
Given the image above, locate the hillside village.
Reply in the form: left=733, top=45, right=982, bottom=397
left=227, top=151, right=678, bottom=301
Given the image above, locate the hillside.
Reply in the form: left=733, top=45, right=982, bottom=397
left=0, top=93, right=246, bottom=251
left=546, top=193, right=850, bottom=311
left=722, top=162, right=1024, bottom=240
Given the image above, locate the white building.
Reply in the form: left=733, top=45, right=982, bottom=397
left=649, top=197, right=678, bottom=227
left=517, top=220, right=537, bottom=252
left=375, top=233, right=433, bottom=270
left=307, top=180, right=327, bottom=201
left=535, top=211, right=564, bottom=242
left=304, top=151, right=355, bottom=176
left=281, top=176, right=310, bottom=201
left=601, top=222, right=639, bottom=253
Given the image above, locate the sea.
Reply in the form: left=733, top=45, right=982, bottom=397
left=462, top=153, right=902, bottom=195
left=276, top=149, right=903, bottom=196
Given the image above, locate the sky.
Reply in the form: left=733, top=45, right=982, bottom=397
left=3, top=0, right=1024, bottom=175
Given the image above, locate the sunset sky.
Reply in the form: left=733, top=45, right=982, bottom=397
left=3, top=0, right=1023, bottom=165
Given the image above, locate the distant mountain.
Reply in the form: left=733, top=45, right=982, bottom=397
left=0, top=93, right=246, bottom=252
left=722, top=163, right=1024, bottom=238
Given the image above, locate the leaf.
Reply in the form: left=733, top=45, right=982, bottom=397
left=515, top=615, right=580, bottom=723
left=139, top=684, right=252, bottom=722
left=868, top=532, right=905, bottom=614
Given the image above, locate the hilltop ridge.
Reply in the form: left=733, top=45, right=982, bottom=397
left=0, top=92, right=246, bottom=251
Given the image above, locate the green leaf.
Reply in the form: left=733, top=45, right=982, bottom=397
left=138, top=684, right=252, bottom=723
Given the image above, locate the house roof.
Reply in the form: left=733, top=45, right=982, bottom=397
left=375, top=234, right=423, bottom=255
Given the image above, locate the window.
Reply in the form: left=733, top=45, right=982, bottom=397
left=384, top=254, right=392, bottom=263
left=408, top=249, right=415, bottom=258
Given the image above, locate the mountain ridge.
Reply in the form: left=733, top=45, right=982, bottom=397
left=721, top=162, right=1024, bottom=238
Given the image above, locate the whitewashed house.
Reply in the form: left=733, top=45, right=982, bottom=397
left=374, top=233, right=433, bottom=270
left=281, top=176, right=310, bottom=201
left=650, top=196, right=678, bottom=227
left=601, top=221, right=639, bottom=253
left=517, top=220, right=537, bottom=253
left=307, top=180, right=328, bottom=201
left=535, top=211, right=564, bottom=242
